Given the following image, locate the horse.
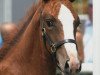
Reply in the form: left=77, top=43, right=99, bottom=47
left=0, top=0, right=83, bottom=75
left=76, top=27, right=84, bottom=63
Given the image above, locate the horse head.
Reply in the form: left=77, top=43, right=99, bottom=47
left=0, top=0, right=82, bottom=75
left=40, top=0, right=81, bottom=74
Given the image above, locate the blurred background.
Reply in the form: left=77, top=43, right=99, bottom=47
left=73, top=0, right=93, bottom=75
left=0, top=0, right=93, bottom=75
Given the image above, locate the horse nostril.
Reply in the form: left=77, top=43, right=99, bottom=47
left=76, top=63, right=82, bottom=73
left=65, top=61, right=69, bottom=69
left=64, top=61, right=70, bottom=74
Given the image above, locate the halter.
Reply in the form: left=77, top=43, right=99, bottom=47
left=41, top=23, right=79, bottom=72
left=40, top=15, right=77, bottom=61
left=40, top=8, right=81, bottom=74
left=42, top=27, right=77, bottom=54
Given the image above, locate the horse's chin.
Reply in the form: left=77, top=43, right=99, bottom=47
left=56, top=67, right=70, bottom=75
left=56, top=61, right=70, bottom=75
left=56, top=61, right=81, bottom=75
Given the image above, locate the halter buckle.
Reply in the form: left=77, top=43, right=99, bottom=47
left=42, top=28, right=46, bottom=36
left=51, top=43, right=56, bottom=53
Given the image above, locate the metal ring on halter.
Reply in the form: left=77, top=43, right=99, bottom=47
left=51, top=43, right=56, bottom=53
left=42, top=28, right=46, bottom=36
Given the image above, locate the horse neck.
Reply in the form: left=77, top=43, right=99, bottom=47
left=19, top=13, right=56, bottom=72
left=5, top=11, right=56, bottom=75
left=13, top=12, right=42, bottom=60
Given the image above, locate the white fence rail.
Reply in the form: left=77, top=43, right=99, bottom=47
left=81, top=63, right=93, bottom=72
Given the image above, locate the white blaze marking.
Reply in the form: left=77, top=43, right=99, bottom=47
left=58, top=4, right=79, bottom=62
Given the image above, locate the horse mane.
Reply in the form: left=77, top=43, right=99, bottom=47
left=0, top=1, right=40, bottom=60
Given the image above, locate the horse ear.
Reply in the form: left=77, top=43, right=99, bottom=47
left=42, top=0, right=49, bottom=3
left=69, top=0, right=75, bottom=2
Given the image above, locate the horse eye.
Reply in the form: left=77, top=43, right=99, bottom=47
left=46, top=20, right=54, bottom=27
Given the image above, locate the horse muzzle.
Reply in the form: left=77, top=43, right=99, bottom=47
left=64, top=60, right=82, bottom=75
